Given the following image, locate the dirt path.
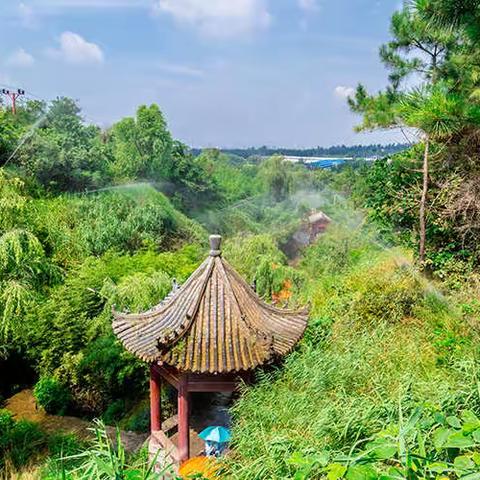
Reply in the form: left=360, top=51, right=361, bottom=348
left=5, top=389, right=148, bottom=453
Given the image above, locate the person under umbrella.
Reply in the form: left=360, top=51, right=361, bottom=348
left=199, top=426, right=231, bottom=457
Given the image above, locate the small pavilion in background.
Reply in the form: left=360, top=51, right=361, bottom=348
left=112, top=235, right=308, bottom=470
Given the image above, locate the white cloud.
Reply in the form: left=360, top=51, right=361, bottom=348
left=334, top=85, right=355, bottom=99
left=49, top=32, right=104, bottom=64
left=18, top=3, right=37, bottom=28
left=7, top=48, right=35, bottom=67
left=298, top=0, right=319, bottom=12
left=157, top=62, right=205, bottom=78
left=153, top=0, right=271, bottom=38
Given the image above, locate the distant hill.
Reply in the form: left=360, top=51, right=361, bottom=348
left=191, top=143, right=409, bottom=159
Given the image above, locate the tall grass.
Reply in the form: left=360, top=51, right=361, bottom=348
left=226, top=225, right=480, bottom=479
left=44, top=420, right=172, bottom=480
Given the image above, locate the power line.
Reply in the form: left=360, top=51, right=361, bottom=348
left=1, top=88, right=25, bottom=115
left=0, top=86, right=105, bottom=127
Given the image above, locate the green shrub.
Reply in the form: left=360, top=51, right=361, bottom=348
left=34, top=376, right=71, bottom=415
left=0, top=409, right=46, bottom=470
left=286, top=408, right=480, bottom=479
left=344, top=261, right=425, bottom=325
left=125, top=408, right=150, bottom=433
left=300, top=223, right=381, bottom=278
left=101, top=270, right=172, bottom=312
left=30, top=185, right=205, bottom=265
left=254, top=258, right=305, bottom=302
left=224, top=234, right=286, bottom=282
left=102, top=399, right=127, bottom=425
left=37, top=433, right=86, bottom=479
left=73, top=336, right=147, bottom=415
left=0, top=409, right=16, bottom=452
left=122, top=403, right=151, bottom=433
left=47, top=432, right=84, bottom=458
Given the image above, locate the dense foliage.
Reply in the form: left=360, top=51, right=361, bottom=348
left=3, top=2, right=480, bottom=479
left=33, top=377, right=71, bottom=415
left=227, top=219, right=480, bottom=478
left=348, top=0, right=480, bottom=270
left=223, top=1, right=480, bottom=478
left=0, top=91, right=324, bottom=458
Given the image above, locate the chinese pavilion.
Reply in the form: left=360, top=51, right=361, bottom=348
left=112, top=235, right=308, bottom=467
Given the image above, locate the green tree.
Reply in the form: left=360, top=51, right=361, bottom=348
left=396, top=86, right=480, bottom=262
left=109, top=104, right=174, bottom=181
left=380, top=2, right=457, bottom=88
left=109, top=106, right=221, bottom=211
left=0, top=111, right=22, bottom=166
left=423, top=0, right=480, bottom=41
left=420, top=0, right=480, bottom=102
left=15, top=97, right=109, bottom=192
left=259, top=155, right=292, bottom=202
left=0, top=100, right=46, bottom=166
left=351, top=83, right=480, bottom=264
left=196, top=148, right=262, bottom=204
left=349, top=1, right=480, bottom=265
left=168, top=141, right=221, bottom=212
left=0, top=229, right=55, bottom=341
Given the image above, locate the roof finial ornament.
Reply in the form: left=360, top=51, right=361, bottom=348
left=209, top=234, right=222, bottom=257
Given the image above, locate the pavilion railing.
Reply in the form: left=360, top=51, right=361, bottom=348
left=150, top=414, right=180, bottom=467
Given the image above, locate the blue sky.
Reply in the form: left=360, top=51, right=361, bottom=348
left=0, top=0, right=403, bottom=148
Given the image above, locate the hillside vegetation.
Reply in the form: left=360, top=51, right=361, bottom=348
left=3, top=1, right=480, bottom=479
left=225, top=1, right=480, bottom=478
left=227, top=223, right=480, bottom=479
left=0, top=89, right=320, bottom=478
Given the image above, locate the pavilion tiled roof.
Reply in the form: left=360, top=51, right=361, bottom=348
left=112, top=235, right=308, bottom=373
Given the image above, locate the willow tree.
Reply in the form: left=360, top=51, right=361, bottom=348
left=0, top=229, right=54, bottom=341
left=259, top=155, right=293, bottom=202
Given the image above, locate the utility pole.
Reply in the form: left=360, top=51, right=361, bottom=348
left=1, top=89, right=25, bottom=115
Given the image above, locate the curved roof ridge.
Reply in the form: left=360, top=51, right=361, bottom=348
left=216, top=256, right=274, bottom=350
left=112, top=257, right=210, bottom=323
left=156, top=256, right=216, bottom=353
left=221, top=259, right=308, bottom=357
left=112, top=257, right=215, bottom=358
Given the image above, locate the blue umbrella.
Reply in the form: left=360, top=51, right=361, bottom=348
left=199, top=426, right=231, bottom=444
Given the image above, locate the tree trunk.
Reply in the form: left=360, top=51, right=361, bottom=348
left=419, top=137, right=429, bottom=265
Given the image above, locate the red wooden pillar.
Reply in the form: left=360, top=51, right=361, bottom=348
left=150, top=364, right=161, bottom=432
left=178, top=374, right=190, bottom=462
